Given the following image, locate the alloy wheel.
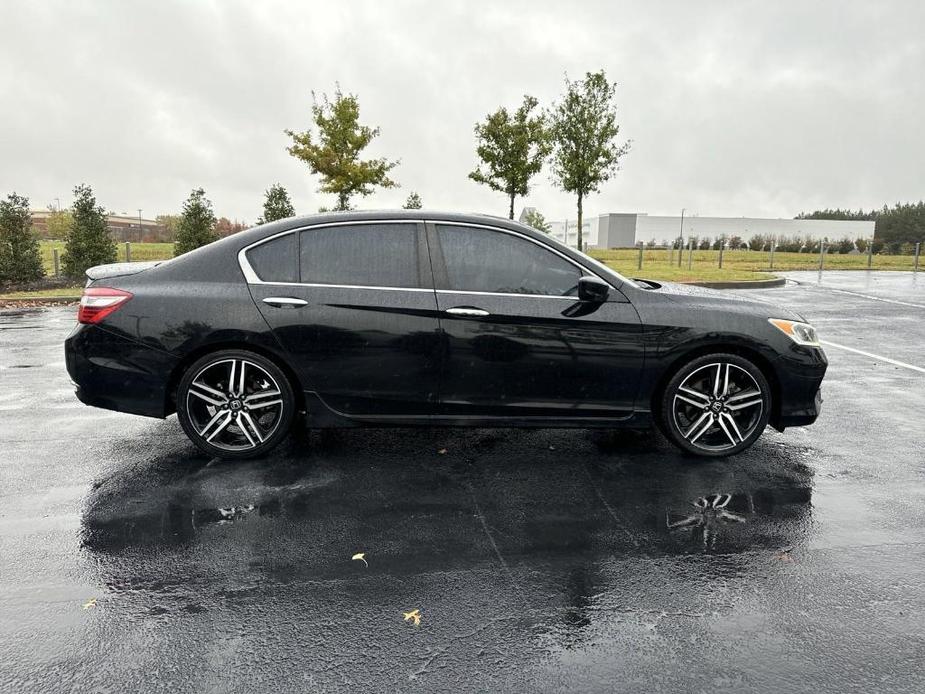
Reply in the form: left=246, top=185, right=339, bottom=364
left=185, top=357, right=285, bottom=452
left=671, top=362, right=764, bottom=453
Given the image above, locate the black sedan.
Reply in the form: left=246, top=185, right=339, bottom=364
left=65, top=211, right=826, bottom=459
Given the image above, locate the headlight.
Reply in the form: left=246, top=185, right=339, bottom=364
left=768, top=318, right=820, bottom=346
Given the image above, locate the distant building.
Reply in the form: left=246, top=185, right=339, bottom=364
left=519, top=209, right=876, bottom=249
left=30, top=210, right=168, bottom=242
left=519, top=208, right=595, bottom=247
left=595, top=213, right=875, bottom=248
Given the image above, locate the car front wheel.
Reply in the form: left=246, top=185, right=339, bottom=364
left=660, top=353, right=771, bottom=457
left=176, top=349, right=295, bottom=459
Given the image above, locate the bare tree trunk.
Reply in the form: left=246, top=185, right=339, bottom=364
left=509, top=192, right=515, bottom=220
left=576, top=193, right=583, bottom=251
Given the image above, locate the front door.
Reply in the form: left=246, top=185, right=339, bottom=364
left=245, top=221, right=442, bottom=417
left=428, top=222, right=644, bottom=419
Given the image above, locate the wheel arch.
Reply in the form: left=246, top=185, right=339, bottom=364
left=164, top=341, right=306, bottom=416
left=650, top=342, right=781, bottom=427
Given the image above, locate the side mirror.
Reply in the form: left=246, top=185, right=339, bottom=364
left=578, top=276, right=610, bottom=303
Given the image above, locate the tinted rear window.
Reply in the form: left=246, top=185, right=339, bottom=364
left=246, top=232, right=297, bottom=283
left=300, top=224, right=420, bottom=287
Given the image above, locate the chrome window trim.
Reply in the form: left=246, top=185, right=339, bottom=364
left=237, top=220, right=421, bottom=287
left=248, top=280, right=435, bottom=293
left=236, top=218, right=611, bottom=297
left=429, top=220, right=614, bottom=294
left=435, top=289, right=578, bottom=301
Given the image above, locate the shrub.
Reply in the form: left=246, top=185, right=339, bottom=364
left=0, top=192, right=44, bottom=283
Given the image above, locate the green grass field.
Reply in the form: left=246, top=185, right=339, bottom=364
left=39, top=240, right=173, bottom=274
left=589, top=247, right=919, bottom=283
left=1, top=241, right=920, bottom=301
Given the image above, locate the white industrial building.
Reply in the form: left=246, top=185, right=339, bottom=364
left=521, top=209, right=875, bottom=249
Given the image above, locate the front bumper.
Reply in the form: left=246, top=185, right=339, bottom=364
left=771, top=345, right=827, bottom=430
left=65, top=323, right=180, bottom=418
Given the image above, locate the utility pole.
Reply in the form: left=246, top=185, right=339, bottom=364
left=138, top=209, right=143, bottom=243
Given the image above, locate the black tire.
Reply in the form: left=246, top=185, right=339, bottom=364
left=659, top=353, right=771, bottom=458
left=176, top=349, right=295, bottom=459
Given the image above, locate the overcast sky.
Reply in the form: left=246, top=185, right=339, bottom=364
left=1, top=0, right=922, bottom=224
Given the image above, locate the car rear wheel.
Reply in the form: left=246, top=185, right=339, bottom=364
left=177, top=349, right=295, bottom=459
left=660, top=353, right=771, bottom=457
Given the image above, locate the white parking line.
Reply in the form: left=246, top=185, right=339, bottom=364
left=821, top=340, right=925, bottom=374
left=796, top=282, right=925, bottom=309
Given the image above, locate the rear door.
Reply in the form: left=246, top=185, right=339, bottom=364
left=244, top=221, right=442, bottom=417
left=428, top=222, right=644, bottom=419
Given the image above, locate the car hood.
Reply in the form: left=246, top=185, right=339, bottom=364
left=640, top=280, right=805, bottom=321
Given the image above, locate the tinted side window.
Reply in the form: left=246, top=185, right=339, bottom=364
left=300, top=224, right=420, bottom=288
left=246, top=232, right=297, bottom=283
left=436, top=225, right=582, bottom=296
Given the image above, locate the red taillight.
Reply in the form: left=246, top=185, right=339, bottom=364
left=77, top=287, right=133, bottom=324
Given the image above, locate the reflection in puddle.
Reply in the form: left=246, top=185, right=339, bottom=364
left=667, top=493, right=749, bottom=549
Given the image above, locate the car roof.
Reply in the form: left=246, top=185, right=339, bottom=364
left=163, top=209, right=629, bottom=291
left=277, top=209, right=523, bottom=229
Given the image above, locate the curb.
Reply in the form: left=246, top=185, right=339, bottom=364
left=683, top=277, right=786, bottom=290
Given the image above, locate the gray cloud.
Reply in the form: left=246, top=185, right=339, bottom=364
left=1, top=0, right=922, bottom=223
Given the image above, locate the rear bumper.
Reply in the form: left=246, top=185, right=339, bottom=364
left=65, top=323, right=180, bottom=418
left=771, top=346, right=827, bottom=430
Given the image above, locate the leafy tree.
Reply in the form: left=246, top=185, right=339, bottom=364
left=796, top=208, right=875, bottom=221
left=855, top=237, right=869, bottom=253
left=549, top=71, right=631, bottom=251
left=698, top=237, right=712, bottom=250
left=258, top=184, right=295, bottom=224
left=747, top=234, right=768, bottom=251
left=403, top=191, right=423, bottom=209
left=469, top=95, right=550, bottom=219
left=285, top=86, right=399, bottom=211
left=0, top=193, right=44, bottom=283
left=215, top=217, right=246, bottom=237
left=63, top=184, right=116, bottom=278
left=521, top=208, right=551, bottom=233
left=156, top=214, right=180, bottom=241
left=45, top=208, right=73, bottom=240
left=173, top=188, right=217, bottom=256
left=728, top=235, right=744, bottom=250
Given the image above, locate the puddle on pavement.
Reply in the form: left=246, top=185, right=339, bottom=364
left=80, top=431, right=815, bottom=566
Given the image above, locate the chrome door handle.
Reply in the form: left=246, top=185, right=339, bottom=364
left=262, top=297, right=308, bottom=308
left=445, top=307, right=489, bottom=317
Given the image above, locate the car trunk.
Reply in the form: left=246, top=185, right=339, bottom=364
left=85, top=261, right=163, bottom=284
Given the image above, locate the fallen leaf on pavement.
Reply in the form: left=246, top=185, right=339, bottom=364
left=352, top=552, right=368, bottom=567
left=403, top=608, right=421, bottom=626
left=82, top=598, right=97, bottom=610
left=437, top=448, right=447, bottom=455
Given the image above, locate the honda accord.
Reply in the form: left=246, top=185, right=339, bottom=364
left=65, top=211, right=826, bottom=458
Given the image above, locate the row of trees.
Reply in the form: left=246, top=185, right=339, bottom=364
left=648, top=234, right=896, bottom=254
left=0, top=179, right=428, bottom=283
left=796, top=202, right=925, bottom=253
left=0, top=185, right=118, bottom=284
left=282, top=73, right=629, bottom=251
left=467, top=72, right=629, bottom=250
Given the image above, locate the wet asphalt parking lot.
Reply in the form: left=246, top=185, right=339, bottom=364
left=1, top=270, right=924, bottom=693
